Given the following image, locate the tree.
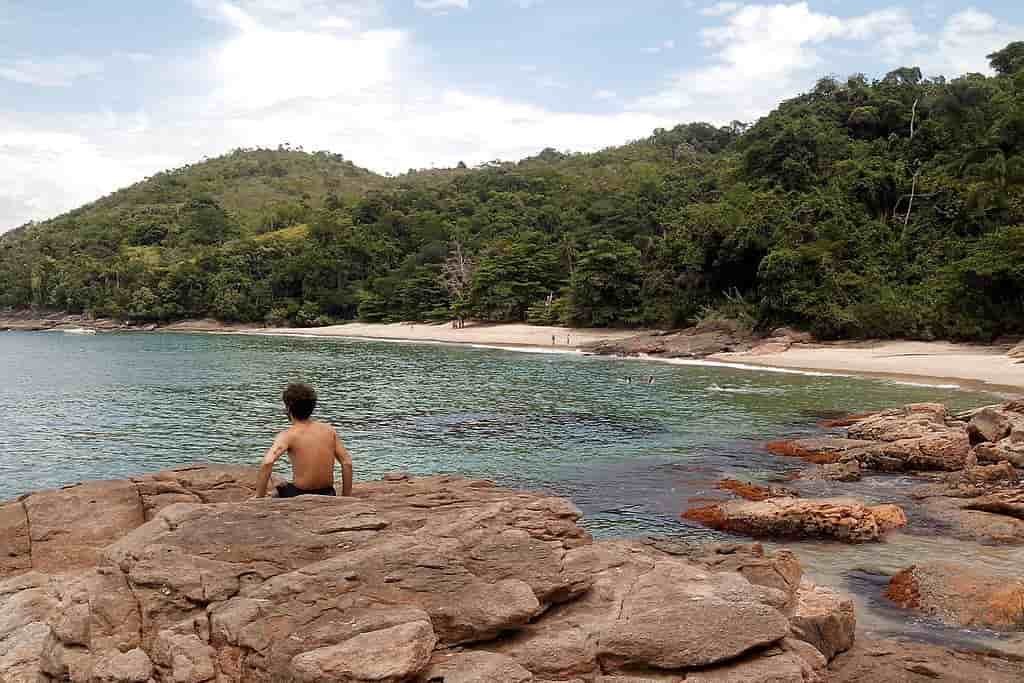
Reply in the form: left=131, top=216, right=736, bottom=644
left=988, top=42, right=1024, bottom=76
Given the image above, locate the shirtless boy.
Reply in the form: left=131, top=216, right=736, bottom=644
left=253, top=383, right=354, bottom=498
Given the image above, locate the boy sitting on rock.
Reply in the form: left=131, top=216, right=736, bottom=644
left=254, top=383, right=354, bottom=498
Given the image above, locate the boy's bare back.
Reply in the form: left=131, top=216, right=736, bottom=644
left=253, top=384, right=354, bottom=498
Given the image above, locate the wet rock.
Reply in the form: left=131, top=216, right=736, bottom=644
left=801, top=458, right=862, bottom=482
left=766, top=438, right=875, bottom=464
left=829, top=636, right=1024, bottom=682
left=818, top=411, right=878, bottom=429
left=911, top=462, right=1019, bottom=500
left=682, top=497, right=907, bottom=543
left=964, top=489, right=1024, bottom=519
left=716, top=478, right=799, bottom=501
left=920, top=496, right=1024, bottom=544
left=886, top=562, right=1024, bottom=630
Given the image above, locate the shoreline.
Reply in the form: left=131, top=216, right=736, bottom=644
left=5, top=314, right=1023, bottom=393
left=242, top=323, right=1024, bottom=394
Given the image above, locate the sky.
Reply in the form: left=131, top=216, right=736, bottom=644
left=1, top=1, right=1022, bottom=232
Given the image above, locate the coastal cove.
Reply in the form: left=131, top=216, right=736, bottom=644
left=4, top=329, right=1023, bottom=658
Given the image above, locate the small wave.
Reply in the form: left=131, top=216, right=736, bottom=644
left=884, top=380, right=961, bottom=390
left=639, top=354, right=849, bottom=378
left=707, top=384, right=785, bottom=395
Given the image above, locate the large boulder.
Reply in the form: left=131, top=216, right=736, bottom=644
left=851, top=430, right=972, bottom=472
left=2, top=465, right=282, bottom=579
left=845, top=403, right=951, bottom=441
left=967, top=406, right=1023, bottom=444
left=886, top=563, right=1024, bottom=630
left=683, top=497, right=907, bottom=543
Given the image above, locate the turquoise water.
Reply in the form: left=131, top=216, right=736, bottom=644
left=2, top=330, right=1019, bottom=651
left=0, top=330, right=985, bottom=508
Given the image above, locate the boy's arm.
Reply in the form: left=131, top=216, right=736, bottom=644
left=334, top=434, right=354, bottom=497
left=254, top=433, right=288, bottom=498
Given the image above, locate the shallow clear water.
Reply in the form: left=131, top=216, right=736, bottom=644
left=1, top=330, right=1019, bottom=652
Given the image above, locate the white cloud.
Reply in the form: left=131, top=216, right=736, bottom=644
left=414, top=0, right=469, bottom=11
left=637, top=2, right=931, bottom=122
left=319, top=15, right=354, bottom=30
left=700, top=2, right=740, bottom=17
left=915, top=8, right=1021, bottom=76
left=0, top=56, right=103, bottom=87
left=0, top=2, right=668, bottom=231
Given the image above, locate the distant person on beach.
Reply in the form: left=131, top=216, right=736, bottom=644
left=648, top=376, right=654, bottom=385
left=253, top=383, right=354, bottom=498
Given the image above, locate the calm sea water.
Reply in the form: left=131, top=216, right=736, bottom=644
left=1, top=330, right=1019, bottom=651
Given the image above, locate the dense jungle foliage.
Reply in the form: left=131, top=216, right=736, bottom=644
left=2, top=43, right=1023, bottom=340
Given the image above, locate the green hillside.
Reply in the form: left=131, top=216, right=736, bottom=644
left=2, top=42, right=1023, bottom=339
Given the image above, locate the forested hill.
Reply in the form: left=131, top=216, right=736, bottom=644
left=2, top=42, right=1023, bottom=340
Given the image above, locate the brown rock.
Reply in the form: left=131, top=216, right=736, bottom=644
left=845, top=403, right=950, bottom=441
left=290, top=620, right=437, bottom=682
left=801, top=458, right=862, bottom=482
left=766, top=438, right=874, bottom=464
left=90, top=648, right=153, bottom=682
left=922, top=496, right=1024, bottom=544
left=417, top=650, right=533, bottom=683
left=0, top=467, right=855, bottom=682
left=788, top=580, right=856, bottom=660
left=683, top=497, right=906, bottom=543
left=818, top=411, right=877, bottom=429
left=0, top=500, right=30, bottom=577
left=597, top=560, right=791, bottom=670
left=0, top=572, right=59, bottom=682
left=967, top=407, right=1019, bottom=444
left=975, top=431, right=1024, bottom=468
left=686, top=645, right=823, bottom=683
left=829, top=636, right=1024, bottom=682
left=853, top=430, right=971, bottom=472
left=23, top=480, right=144, bottom=572
left=716, top=479, right=798, bottom=502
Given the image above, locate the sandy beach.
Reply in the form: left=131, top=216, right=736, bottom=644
left=713, top=340, right=1024, bottom=393
left=251, top=322, right=1024, bottom=393
left=251, top=320, right=641, bottom=349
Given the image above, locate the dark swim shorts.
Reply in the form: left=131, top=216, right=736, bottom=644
left=276, top=482, right=337, bottom=498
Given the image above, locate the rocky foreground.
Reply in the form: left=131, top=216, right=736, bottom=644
left=2, top=466, right=1019, bottom=682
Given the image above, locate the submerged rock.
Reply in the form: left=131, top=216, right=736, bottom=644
left=682, top=497, right=907, bottom=543
left=886, top=562, right=1024, bottom=630
left=716, top=478, right=799, bottom=501
left=0, top=466, right=856, bottom=682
